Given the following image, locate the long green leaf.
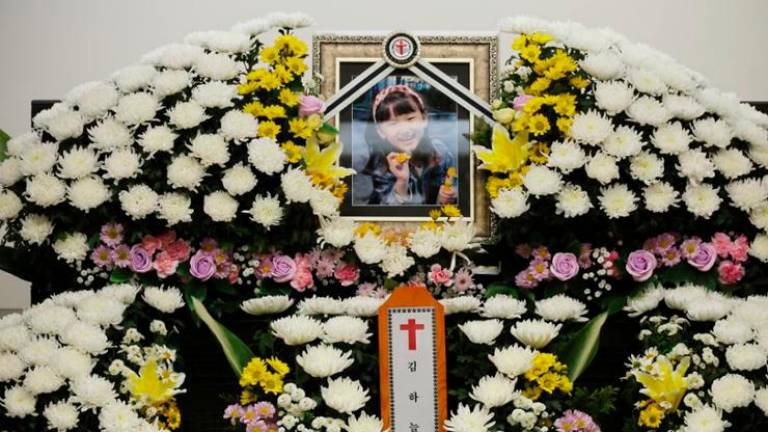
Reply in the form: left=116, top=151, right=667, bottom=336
left=0, top=129, right=10, bottom=161
left=558, top=310, right=609, bottom=382
left=190, top=297, right=254, bottom=377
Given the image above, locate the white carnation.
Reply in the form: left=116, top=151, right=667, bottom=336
left=168, top=100, right=209, bottom=129
left=598, top=184, right=637, bottom=218
left=249, top=138, right=287, bottom=175
left=119, top=184, right=158, bottom=219
left=683, top=183, right=722, bottom=218
left=203, top=191, right=238, bottom=222
left=139, top=125, right=178, bottom=155
left=114, top=92, right=159, bottom=125
left=570, top=110, right=613, bottom=145
left=68, top=176, right=110, bottom=211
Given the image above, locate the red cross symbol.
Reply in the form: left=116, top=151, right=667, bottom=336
left=399, top=318, right=425, bottom=351
left=394, top=38, right=410, bottom=57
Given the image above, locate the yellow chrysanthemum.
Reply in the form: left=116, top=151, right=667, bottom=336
left=259, top=372, right=283, bottom=395
left=289, top=118, right=313, bottom=140
left=163, top=403, right=182, bottom=430
left=240, top=357, right=268, bottom=387
left=278, top=88, right=300, bottom=107
left=570, top=75, right=590, bottom=89
left=266, top=357, right=290, bottom=377
left=355, top=222, right=381, bottom=237
left=520, top=44, right=541, bottom=63
left=243, top=101, right=264, bottom=117
left=523, top=97, right=545, bottom=114
left=529, top=142, right=550, bottom=164
left=529, top=32, right=554, bottom=44
left=262, top=105, right=287, bottom=120
left=537, top=372, right=560, bottom=394
left=522, top=385, right=542, bottom=401
left=306, top=114, right=323, bottom=131
left=638, top=403, right=665, bottom=429
left=240, top=389, right=257, bottom=405
left=557, top=117, right=573, bottom=134
left=486, top=176, right=512, bottom=199
left=284, top=57, right=308, bottom=76
left=261, top=72, right=283, bottom=90
left=527, top=77, right=551, bottom=95
left=273, top=65, right=294, bottom=84
left=281, top=141, right=303, bottom=163
left=441, top=204, right=461, bottom=218
left=554, top=94, right=577, bottom=117
left=259, top=47, right=280, bottom=65
left=237, top=81, right=260, bottom=96
left=528, top=114, right=551, bottom=136
left=511, top=34, right=528, bottom=51
left=257, top=121, right=281, bottom=139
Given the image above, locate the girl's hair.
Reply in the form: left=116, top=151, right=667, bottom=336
left=363, top=85, right=438, bottom=175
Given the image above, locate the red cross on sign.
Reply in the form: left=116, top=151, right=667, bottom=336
left=394, top=38, right=410, bottom=56
left=400, top=318, right=425, bottom=350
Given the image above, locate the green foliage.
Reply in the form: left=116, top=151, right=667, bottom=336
left=189, top=296, right=254, bottom=377
left=0, top=129, right=10, bottom=161
left=557, top=310, right=608, bottom=382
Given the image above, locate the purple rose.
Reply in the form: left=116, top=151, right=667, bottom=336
left=298, top=95, right=325, bottom=117
left=626, top=250, right=657, bottom=282
left=270, top=255, right=297, bottom=283
left=687, top=242, right=717, bottom=272
left=550, top=252, right=580, bottom=281
left=189, top=250, right=216, bottom=281
left=129, top=245, right=152, bottom=273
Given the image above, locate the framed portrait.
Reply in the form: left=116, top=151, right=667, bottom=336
left=313, top=33, right=498, bottom=238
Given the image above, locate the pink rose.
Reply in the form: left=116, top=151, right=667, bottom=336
left=687, top=242, right=717, bottom=272
left=729, top=235, right=750, bottom=263
left=625, top=250, right=657, bottom=282
left=550, top=252, right=579, bottom=281
left=153, top=251, right=179, bottom=279
left=166, top=240, right=191, bottom=262
left=512, top=94, right=533, bottom=111
left=718, top=260, right=745, bottom=285
left=298, top=95, right=325, bottom=117
left=711, top=232, right=733, bottom=258
left=270, top=255, right=297, bottom=283
left=427, top=264, right=454, bottom=287
left=334, top=263, right=360, bottom=287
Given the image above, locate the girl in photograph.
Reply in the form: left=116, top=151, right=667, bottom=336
left=361, top=84, right=458, bottom=205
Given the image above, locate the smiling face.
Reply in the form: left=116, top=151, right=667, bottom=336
left=374, top=89, right=428, bottom=154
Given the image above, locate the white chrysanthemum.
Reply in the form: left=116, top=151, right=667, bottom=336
left=510, top=319, right=561, bottom=349
left=68, top=176, right=110, bottom=212
left=579, top=51, right=623, bottom=80
left=624, top=286, right=665, bottom=317
left=139, top=125, right=178, bottom=155
left=321, top=377, right=369, bottom=414
left=297, top=296, right=345, bottom=316
left=246, top=194, right=283, bottom=229
left=547, top=140, right=586, bottom=173
left=627, top=96, right=670, bottom=126
left=710, top=374, right=754, bottom=412
left=157, top=193, right=193, bottom=225
left=43, top=400, right=79, bottom=431
left=535, top=295, right=587, bottom=322
left=322, top=316, right=371, bottom=345
left=630, top=152, right=665, bottom=184
left=482, top=295, right=527, bottom=319
left=643, top=182, right=678, bottom=213
left=0, top=190, right=23, bottom=220
left=249, top=138, right=287, bottom=175
left=23, top=365, right=64, bottom=395
left=570, top=110, right=613, bottom=145
left=168, top=100, right=208, bottom=129
left=76, top=294, right=126, bottom=327
left=185, top=30, right=251, bottom=53
left=100, top=400, right=144, bottom=431
left=88, top=117, right=132, bottom=151
left=440, top=296, right=482, bottom=315
left=194, top=52, right=241, bottom=80
left=267, top=11, right=315, bottom=29
left=491, top=187, right=529, bottom=218
left=25, top=302, right=75, bottom=334
left=598, top=184, right=637, bottom=218
left=652, top=122, right=692, bottom=155
left=2, top=386, right=36, bottom=418
left=749, top=234, right=768, bottom=263
left=732, top=119, right=768, bottom=147
left=444, top=403, right=495, bottom=432
left=0, top=352, right=25, bottom=382
left=410, top=227, right=442, bottom=258
left=469, top=373, right=516, bottom=408
left=692, top=118, right=733, bottom=149
left=489, top=344, right=537, bottom=378
left=111, top=64, right=156, bottom=92
left=192, top=81, right=236, bottom=108
left=119, top=184, right=158, bottom=219
left=353, top=233, right=387, bottom=264
left=20, top=142, right=58, bottom=176
left=203, top=191, right=238, bottom=222
left=683, top=183, right=722, bottom=218
left=726, top=178, right=768, bottom=211
left=585, top=152, right=619, bottom=184
left=65, top=81, right=118, bottom=119
left=678, top=149, right=715, bottom=183
left=756, top=387, right=768, bottom=416
left=627, top=67, right=666, bottom=95
left=188, top=133, right=230, bottom=167
left=555, top=184, right=592, bottom=217
left=114, top=92, right=159, bottom=125
left=749, top=145, right=768, bottom=168
left=142, top=286, right=184, bottom=313
left=60, top=321, right=108, bottom=354
left=713, top=318, right=753, bottom=345
left=143, top=43, right=204, bottom=69
left=101, top=283, right=140, bottom=304
left=594, top=80, right=634, bottom=114
left=151, top=69, right=191, bottom=97
left=50, top=232, right=87, bottom=263
left=686, top=295, right=732, bottom=321
left=523, top=166, right=562, bottom=196
left=712, top=149, right=753, bottom=179
left=725, top=344, right=766, bottom=371
left=310, top=188, right=342, bottom=217
left=297, top=344, right=354, bottom=378
left=18, top=335, right=58, bottom=366
left=58, top=147, right=98, bottom=179
left=72, top=375, right=118, bottom=409
left=0, top=158, right=23, bottom=186
left=681, top=405, right=728, bottom=432
left=103, top=149, right=141, bottom=180
left=441, top=220, right=475, bottom=252
left=749, top=205, right=768, bottom=230
left=664, top=94, right=705, bottom=121
left=603, top=125, right=644, bottom=158
left=25, top=173, right=66, bottom=207
left=220, top=110, right=259, bottom=142
left=241, top=295, right=294, bottom=316
left=167, top=155, right=206, bottom=190
left=380, top=245, right=415, bottom=277
left=271, top=315, right=323, bottom=346
left=318, top=217, right=355, bottom=248
left=42, top=108, right=85, bottom=141
left=344, top=412, right=384, bottom=432
left=341, top=297, right=383, bottom=319
left=459, top=319, right=504, bottom=345
left=6, top=132, right=41, bottom=158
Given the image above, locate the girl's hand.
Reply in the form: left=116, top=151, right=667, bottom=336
left=386, top=152, right=410, bottom=181
left=438, top=185, right=457, bottom=204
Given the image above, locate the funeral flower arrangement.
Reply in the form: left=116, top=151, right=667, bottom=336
left=0, top=10, right=767, bottom=432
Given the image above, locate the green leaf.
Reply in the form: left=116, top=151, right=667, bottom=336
left=483, top=282, right=517, bottom=298
left=190, top=296, right=254, bottom=378
left=319, top=122, right=338, bottom=136
left=557, top=310, right=608, bottom=382
left=0, top=129, right=9, bottom=161
left=109, top=268, right=133, bottom=283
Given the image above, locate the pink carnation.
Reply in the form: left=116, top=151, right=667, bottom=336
left=718, top=260, right=745, bottom=285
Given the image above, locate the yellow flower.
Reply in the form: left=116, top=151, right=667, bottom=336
left=163, top=403, right=182, bottom=430
left=638, top=403, right=665, bottom=429
left=634, top=356, right=690, bottom=411
left=332, top=182, right=348, bottom=200
left=486, top=176, right=512, bottom=199
left=273, top=65, right=294, bottom=84
left=527, top=77, right=551, bottom=95
left=279, top=88, right=301, bottom=107
left=429, top=209, right=442, bottom=220
left=557, top=374, right=573, bottom=393
left=259, top=47, right=280, bottom=65
left=570, top=75, right=590, bottom=89
left=243, top=101, right=264, bottom=117
left=240, top=389, right=257, bottom=405
left=266, top=357, right=290, bottom=377
left=126, top=358, right=178, bottom=406
left=509, top=169, right=526, bottom=188
left=262, top=105, right=287, bottom=120
left=284, top=57, right=308, bottom=76
left=554, top=94, right=577, bottom=117
left=355, top=222, right=381, bottom=237
left=522, top=97, right=545, bottom=114
left=394, top=153, right=411, bottom=164
left=259, top=372, right=284, bottom=395
left=237, top=81, right=260, bottom=96
left=260, top=72, right=283, bottom=90
left=529, top=32, right=554, bottom=44
left=528, top=114, right=550, bottom=136
left=529, top=142, right=550, bottom=164
left=240, top=357, right=268, bottom=387
left=557, top=117, right=573, bottom=135
left=281, top=141, right=303, bottom=163
left=306, top=114, right=324, bottom=131
left=511, top=34, right=528, bottom=51
left=257, top=121, right=281, bottom=139
left=303, top=135, right=355, bottom=184
left=420, top=220, right=441, bottom=231
left=441, top=204, right=461, bottom=218
left=289, top=118, right=313, bottom=139
left=522, top=385, right=542, bottom=401
left=473, top=125, right=530, bottom=174
left=537, top=372, right=560, bottom=394
left=275, top=34, right=307, bottom=57
left=520, top=44, right=541, bottom=63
